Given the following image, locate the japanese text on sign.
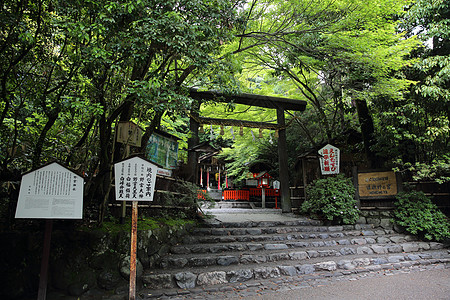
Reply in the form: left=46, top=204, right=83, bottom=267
left=114, top=157, right=157, bottom=202
left=318, top=144, right=340, bottom=175
left=15, top=162, right=83, bottom=219
left=358, top=171, right=397, bottom=198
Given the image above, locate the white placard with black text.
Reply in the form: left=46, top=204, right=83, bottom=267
left=114, top=157, right=158, bottom=202
left=15, top=162, right=83, bottom=219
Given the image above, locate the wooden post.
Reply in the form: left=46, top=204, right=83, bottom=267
left=302, top=158, right=308, bottom=204
left=277, top=108, right=291, bottom=213
left=37, top=220, right=53, bottom=300
left=352, top=166, right=360, bottom=209
left=120, top=145, right=130, bottom=224
left=262, top=187, right=266, bottom=209
left=187, top=101, right=200, bottom=183
left=129, top=201, right=138, bottom=300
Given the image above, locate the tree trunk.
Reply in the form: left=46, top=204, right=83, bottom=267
left=354, top=99, right=381, bottom=169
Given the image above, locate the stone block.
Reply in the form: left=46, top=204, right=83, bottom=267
left=356, top=216, right=367, bottom=224
left=339, top=247, right=356, bottom=255
left=227, top=269, right=253, bottom=283
left=402, top=243, right=419, bottom=253
left=362, top=230, right=375, bottom=236
left=217, top=256, right=239, bottom=266
left=254, top=267, right=280, bottom=279
left=353, top=258, right=370, bottom=266
left=278, top=265, right=298, bottom=276
left=296, top=264, right=315, bottom=274
left=356, top=246, right=374, bottom=255
left=338, top=239, right=351, bottom=245
left=307, top=250, right=319, bottom=258
left=247, top=243, right=264, bottom=251
left=379, top=219, right=392, bottom=229
left=387, top=255, right=405, bottom=263
left=328, top=226, right=344, bottom=232
left=314, top=261, right=337, bottom=271
left=351, top=238, right=367, bottom=245
left=376, top=237, right=391, bottom=244
left=240, top=254, right=267, bottom=264
left=386, top=244, right=403, bottom=253
left=289, top=251, right=308, bottom=260
left=143, top=273, right=174, bottom=289
left=247, top=228, right=262, bottom=235
left=197, top=271, right=227, bottom=286
left=264, top=243, right=289, bottom=250
left=371, top=245, right=388, bottom=254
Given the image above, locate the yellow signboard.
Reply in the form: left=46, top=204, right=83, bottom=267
left=358, top=171, right=397, bottom=197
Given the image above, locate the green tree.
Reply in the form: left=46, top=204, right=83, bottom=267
left=226, top=0, right=418, bottom=169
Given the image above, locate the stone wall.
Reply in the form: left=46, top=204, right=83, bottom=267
left=0, top=222, right=195, bottom=299
left=357, top=209, right=394, bottom=230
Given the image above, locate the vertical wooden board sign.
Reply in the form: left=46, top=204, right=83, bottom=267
left=114, top=156, right=158, bottom=300
left=14, top=162, right=84, bottom=300
left=318, top=144, right=340, bottom=175
left=114, top=156, right=158, bottom=202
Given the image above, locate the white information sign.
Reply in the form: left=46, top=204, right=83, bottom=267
left=318, top=144, right=340, bottom=175
left=15, top=162, right=83, bottom=219
left=114, top=156, right=158, bottom=201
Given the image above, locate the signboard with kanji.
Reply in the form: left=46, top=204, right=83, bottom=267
left=15, top=162, right=83, bottom=219
left=116, top=121, right=143, bottom=147
left=318, top=144, right=340, bottom=175
left=114, top=156, right=158, bottom=201
left=358, top=171, right=397, bottom=198
left=146, top=131, right=179, bottom=170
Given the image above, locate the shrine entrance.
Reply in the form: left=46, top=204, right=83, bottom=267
left=187, top=89, right=307, bottom=213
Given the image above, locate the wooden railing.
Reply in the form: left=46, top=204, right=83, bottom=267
left=223, top=189, right=250, bottom=201
left=198, top=188, right=280, bottom=201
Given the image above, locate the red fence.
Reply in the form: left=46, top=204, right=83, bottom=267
left=223, top=190, right=250, bottom=201
left=249, top=188, right=280, bottom=197
left=198, top=188, right=280, bottom=201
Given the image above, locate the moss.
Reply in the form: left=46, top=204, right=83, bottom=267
left=93, top=217, right=196, bottom=233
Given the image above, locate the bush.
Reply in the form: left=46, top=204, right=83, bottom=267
left=301, top=174, right=359, bottom=225
left=393, top=191, right=450, bottom=242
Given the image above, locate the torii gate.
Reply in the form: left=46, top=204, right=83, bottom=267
left=188, top=89, right=307, bottom=213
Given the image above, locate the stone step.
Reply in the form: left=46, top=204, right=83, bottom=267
left=160, top=240, right=445, bottom=270
left=182, top=228, right=416, bottom=246
left=201, top=219, right=325, bottom=228
left=173, top=233, right=428, bottom=255
left=141, top=250, right=450, bottom=290
left=191, top=223, right=374, bottom=236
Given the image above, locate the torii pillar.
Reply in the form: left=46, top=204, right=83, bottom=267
left=277, top=108, right=291, bottom=213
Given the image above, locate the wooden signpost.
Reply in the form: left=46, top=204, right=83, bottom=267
left=15, top=162, right=84, bottom=300
left=114, top=156, right=158, bottom=300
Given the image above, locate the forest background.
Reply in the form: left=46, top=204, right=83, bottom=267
left=1, top=0, right=449, bottom=225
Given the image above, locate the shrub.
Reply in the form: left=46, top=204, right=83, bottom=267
left=301, top=174, right=359, bottom=225
left=393, top=191, right=450, bottom=242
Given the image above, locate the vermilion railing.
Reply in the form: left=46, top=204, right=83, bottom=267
left=223, top=189, right=250, bottom=201
left=198, top=188, right=280, bottom=201
left=249, top=188, right=280, bottom=197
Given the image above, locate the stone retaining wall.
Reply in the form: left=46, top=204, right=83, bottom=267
left=0, top=222, right=195, bottom=299
left=357, top=209, right=394, bottom=230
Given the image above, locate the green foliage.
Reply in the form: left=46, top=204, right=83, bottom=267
left=393, top=156, right=450, bottom=184
left=158, top=180, right=213, bottom=216
left=393, top=191, right=450, bottom=242
left=301, top=175, right=358, bottom=225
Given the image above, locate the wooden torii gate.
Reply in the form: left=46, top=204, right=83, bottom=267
left=188, top=89, right=307, bottom=213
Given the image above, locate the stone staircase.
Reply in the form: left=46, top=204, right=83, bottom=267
left=140, top=217, right=449, bottom=297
